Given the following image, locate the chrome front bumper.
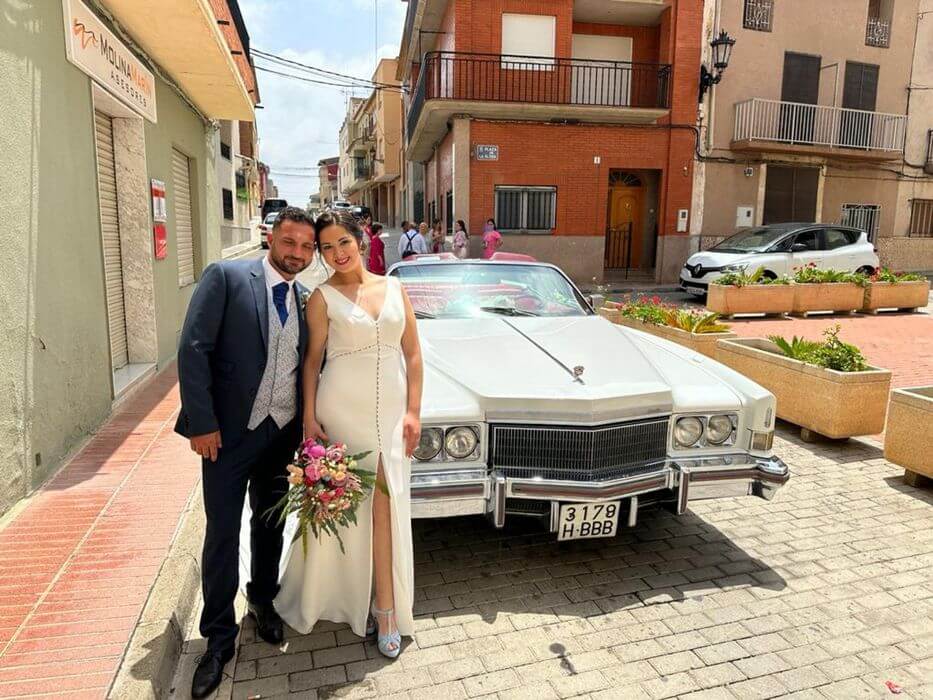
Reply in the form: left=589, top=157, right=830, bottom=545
left=410, top=455, right=789, bottom=524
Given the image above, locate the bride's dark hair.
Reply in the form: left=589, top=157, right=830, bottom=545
left=314, top=210, right=365, bottom=253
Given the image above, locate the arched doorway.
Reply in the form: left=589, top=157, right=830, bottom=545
left=605, top=171, right=645, bottom=270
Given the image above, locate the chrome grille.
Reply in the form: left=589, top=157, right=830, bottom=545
left=491, top=417, right=670, bottom=481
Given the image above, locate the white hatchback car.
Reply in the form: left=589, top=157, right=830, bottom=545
left=680, top=223, right=879, bottom=295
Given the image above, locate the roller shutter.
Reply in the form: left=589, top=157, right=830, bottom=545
left=94, top=110, right=129, bottom=371
left=173, top=149, right=195, bottom=285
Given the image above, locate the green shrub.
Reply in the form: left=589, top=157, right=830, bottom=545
left=769, top=325, right=868, bottom=372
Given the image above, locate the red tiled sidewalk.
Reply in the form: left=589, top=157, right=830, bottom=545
left=0, top=366, right=199, bottom=698
left=727, top=310, right=933, bottom=389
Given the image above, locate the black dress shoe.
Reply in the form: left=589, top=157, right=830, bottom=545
left=191, top=646, right=234, bottom=698
left=248, top=601, right=285, bottom=646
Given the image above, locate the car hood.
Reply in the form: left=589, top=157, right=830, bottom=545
left=419, top=316, right=744, bottom=423
left=686, top=250, right=753, bottom=268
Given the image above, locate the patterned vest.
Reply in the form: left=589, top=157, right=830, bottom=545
left=247, top=293, right=300, bottom=430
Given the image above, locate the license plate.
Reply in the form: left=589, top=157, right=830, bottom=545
left=557, top=501, right=620, bottom=541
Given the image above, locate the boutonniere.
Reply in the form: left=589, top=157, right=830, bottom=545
left=299, top=288, right=312, bottom=311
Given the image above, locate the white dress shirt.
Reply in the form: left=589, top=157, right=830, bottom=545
left=397, top=228, right=430, bottom=258
left=263, top=254, right=295, bottom=313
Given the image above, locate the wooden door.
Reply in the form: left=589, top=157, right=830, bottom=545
left=605, top=173, right=643, bottom=269
left=780, top=52, right=821, bottom=144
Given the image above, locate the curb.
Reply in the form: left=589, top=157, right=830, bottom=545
left=109, top=486, right=205, bottom=699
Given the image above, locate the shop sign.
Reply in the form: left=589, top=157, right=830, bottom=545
left=475, top=145, right=499, bottom=161
left=153, top=223, right=167, bottom=260
left=151, top=179, right=167, bottom=222
left=62, top=0, right=157, bottom=122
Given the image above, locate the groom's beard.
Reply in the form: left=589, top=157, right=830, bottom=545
left=271, top=252, right=311, bottom=276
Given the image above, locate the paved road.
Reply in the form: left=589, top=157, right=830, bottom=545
left=218, top=425, right=933, bottom=700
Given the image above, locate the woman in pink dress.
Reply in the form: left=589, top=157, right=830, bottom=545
left=482, top=218, right=503, bottom=259
left=367, top=222, right=386, bottom=275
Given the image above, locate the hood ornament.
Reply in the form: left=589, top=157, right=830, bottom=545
left=573, top=365, right=585, bottom=378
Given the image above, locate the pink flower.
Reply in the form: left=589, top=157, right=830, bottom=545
left=304, top=465, right=320, bottom=483
left=325, top=444, right=345, bottom=462
left=309, top=443, right=327, bottom=459
left=334, top=487, right=345, bottom=498
left=319, top=490, right=333, bottom=503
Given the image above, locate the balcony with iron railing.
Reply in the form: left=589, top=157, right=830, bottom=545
left=406, top=51, right=672, bottom=161
left=732, top=98, right=906, bottom=161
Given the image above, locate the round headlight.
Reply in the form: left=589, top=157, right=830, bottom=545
left=445, top=427, right=478, bottom=460
left=707, top=415, right=734, bottom=444
left=674, top=417, right=704, bottom=447
left=413, top=428, right=443, bottom=461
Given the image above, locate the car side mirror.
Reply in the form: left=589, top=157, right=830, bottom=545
left=790, top=243, right=809, bottom=253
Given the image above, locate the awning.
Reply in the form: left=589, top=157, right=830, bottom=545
left=99, top=0, right=254, bottom=120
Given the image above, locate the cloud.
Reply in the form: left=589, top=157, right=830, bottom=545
left=240, top=0, right=406, bottom=204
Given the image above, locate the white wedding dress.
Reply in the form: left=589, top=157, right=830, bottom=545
left=275, top=276, right=415, bottom=638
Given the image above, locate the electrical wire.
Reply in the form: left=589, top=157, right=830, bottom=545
left=255, top=64, right=406, bottom=94
left=252, top=48, right=406, bottom=92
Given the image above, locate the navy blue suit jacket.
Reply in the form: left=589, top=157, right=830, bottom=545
left=174, top=257, right=309, bottom=449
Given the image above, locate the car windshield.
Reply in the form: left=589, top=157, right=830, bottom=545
left=391, top=263, right=590, bottom=319
left=712, top=227, right=792, bottom=253
left=264, top=213, right=278, bottom=224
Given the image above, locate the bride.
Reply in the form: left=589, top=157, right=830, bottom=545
left=275, top=210, right=423, bottom=658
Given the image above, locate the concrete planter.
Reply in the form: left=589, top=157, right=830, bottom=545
left=884, top=387, right=933, bottom=485
left=716, top=338, right=891, bottom=439
left=614, top=315, right=737, bottom=359
left=597, top=307, right=622, bottom=323
left=706, top=283, right=794, bottom=318
left=861, top=280, right=931, bottom=313
left=792, top=282, right=864, bottom=316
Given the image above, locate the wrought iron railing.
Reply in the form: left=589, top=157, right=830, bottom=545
left=408, top=51, right=672, bottom=138
left=743, top=0, right=774, bottom=31
left=734, top=98, right=906, bottom=152
left=866, top=16, right=891, bottom=47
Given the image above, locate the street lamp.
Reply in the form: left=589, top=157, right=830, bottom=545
left=698, top=30, right=736, bottom=102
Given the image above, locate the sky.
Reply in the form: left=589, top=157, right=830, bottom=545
left=239, top=0, right=406, bottom=204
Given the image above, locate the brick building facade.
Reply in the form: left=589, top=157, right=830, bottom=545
left=398, top=0, right=702, bottom=282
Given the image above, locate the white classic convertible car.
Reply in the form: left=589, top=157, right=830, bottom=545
left=389, top=255, right=789, bottom=541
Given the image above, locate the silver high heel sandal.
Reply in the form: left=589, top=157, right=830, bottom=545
left=371, top=604, right=401, bottom=659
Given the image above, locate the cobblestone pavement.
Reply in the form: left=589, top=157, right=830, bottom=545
left=224, top=428, right=933, bottom=700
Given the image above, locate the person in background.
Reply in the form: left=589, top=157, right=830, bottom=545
left=360, top=215, right=373, bottom=265
left=452, top=219, right=469, bottom=259
left=431, top=219, right=445, bottom=254
left=398, top=221, right=429, bottom=259
left=367, top=222, right=386, bottom=275
left=482, top=218, right=503, bottom=259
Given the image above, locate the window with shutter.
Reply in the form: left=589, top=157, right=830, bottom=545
left=501, top=14, right=556, bottom=66
left=173, top=149, right=196, bottom=286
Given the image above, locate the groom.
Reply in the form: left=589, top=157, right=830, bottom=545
left=175, top=207, right=316, bottom=698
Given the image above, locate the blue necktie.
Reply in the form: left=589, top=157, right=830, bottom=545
left=272, top=282, right=289, bottom=326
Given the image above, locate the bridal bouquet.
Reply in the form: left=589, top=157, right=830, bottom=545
left=270, top=439, right=377, bottom=554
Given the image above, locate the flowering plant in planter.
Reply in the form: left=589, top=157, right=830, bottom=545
left=792, top=263, right=869, bottom=286
left=714, top=266, right=791, bottom=287
left=870, top=268, right=924, bottom=283
left=619, top=296, right=730, bottom=334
